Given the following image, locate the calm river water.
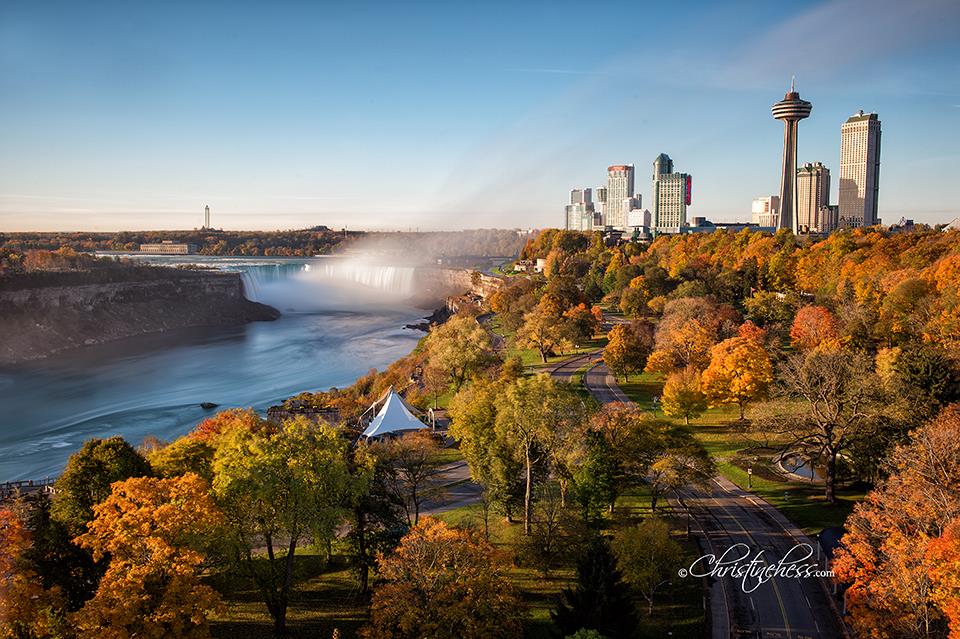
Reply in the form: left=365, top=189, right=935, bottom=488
left=0, top=257, right=424, bottom=481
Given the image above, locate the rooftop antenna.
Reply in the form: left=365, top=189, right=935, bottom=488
left=790, top=75, right=796, bottom=93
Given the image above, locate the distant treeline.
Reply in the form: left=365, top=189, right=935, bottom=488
left=0, top=227, right=533, bottom=265
left=0, top=227, right=355, bottom=258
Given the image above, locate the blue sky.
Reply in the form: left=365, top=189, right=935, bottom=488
left=1, top=0, right=958, bottom=231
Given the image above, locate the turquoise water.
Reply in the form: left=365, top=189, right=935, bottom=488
left=0, top=257, right=424, bottom=481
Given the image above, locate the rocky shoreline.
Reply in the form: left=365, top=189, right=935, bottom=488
left=0, top=270, right=279, bottom=365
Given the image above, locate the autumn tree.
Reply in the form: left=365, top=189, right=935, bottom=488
left=0, top=507, right=69, bottom=639
left=647, top=437, right=715, bottom=511
left=761, top=350, right=884, bottom=504
left=661, top=367, right=707, bottom=425
left=496, top=374, right=587, bottom=535
left=645, top=319, right=715, bottom=375
left=374, top=430, right=446, bottom=526
left=564, top=303, right=602, bottom=347
left=701, top=336, right=773, bottom=420
left=613, top=518, right=682, bottom=615
left=603, top=323, right=652, bottom=381
left=190, top=407, right=271, bottom=443
left=833, top=405, right=960, bottom=638
left=72, top=473, right=223, bottom=638
left=424, top=315, right=497, bottom=391
left=51, top=436, right=152, bottom=535
left=553, top=536, right=637, bottom=639
left=212, top=417, right=360, bottom=636
left=362, top=518, right=524, bottom=639
left=148, top=436, right=216, bottom=482
left=516, top=299, right=573, bottom=363
left=790, top=305, right=841, bottom=351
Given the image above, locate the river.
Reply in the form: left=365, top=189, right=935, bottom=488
left=0, top=257, right=425, bottom=481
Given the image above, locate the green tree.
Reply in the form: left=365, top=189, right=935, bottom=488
left=618, top=286, right=648, bottom=318
left=51, top=437, right=152, bottom=535
left=572, top=430, right=617, bottom=525
left=553, top=536, right=637, bottom=639
left=212, top=417, right=360, bottom=636
left=496, top=375, right=587, bottom=535
left=425, top=315, right=496, bottom=391
left=613, top=518, right=682, bottom=615
left=448, top=379, right=524, bottom=534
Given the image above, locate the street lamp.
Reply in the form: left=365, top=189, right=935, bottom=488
left=747, top=466, right=753, bottom=489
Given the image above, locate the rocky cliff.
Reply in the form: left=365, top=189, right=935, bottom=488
left=0, top=270, right=279, bottom=364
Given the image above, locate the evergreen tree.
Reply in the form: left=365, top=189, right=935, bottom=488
left=553, top=536, right=637, bottom=639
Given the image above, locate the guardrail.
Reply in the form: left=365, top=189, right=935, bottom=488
left=0, top=477, right=57, bottom=501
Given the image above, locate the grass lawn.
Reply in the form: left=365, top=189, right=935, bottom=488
left=579, top=366, right=863, bottom=536
left=210, top=553, right=368, bottom=639
left=438, top=485, right=707, bottom=639
left=687, top=420, right=864, bottom=534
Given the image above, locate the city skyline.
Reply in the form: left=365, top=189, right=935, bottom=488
left=1, top=0, right=958, bottom=232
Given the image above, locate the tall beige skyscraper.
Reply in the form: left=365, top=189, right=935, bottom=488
left=839, top=111, right=881, bottom=227
left=796, top=162, right=830, bottom=233
left=605, top=165, right=634, bottom=229
left=651, top=153, right=691, bottom=232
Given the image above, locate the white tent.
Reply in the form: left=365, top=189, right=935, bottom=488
left=361, top=390, right=430, bottom=439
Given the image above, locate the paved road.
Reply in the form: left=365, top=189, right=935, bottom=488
left=419, top=460, right=483, bottom=517
left=572, top=358, right=846, bottom=639
left=546, top=349, right=603, bottom=383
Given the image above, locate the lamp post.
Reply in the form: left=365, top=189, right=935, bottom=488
left=747, top=466, right=753, bottom=490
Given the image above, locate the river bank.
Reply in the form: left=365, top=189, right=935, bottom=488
left=0, top=268, right=279, bottom=365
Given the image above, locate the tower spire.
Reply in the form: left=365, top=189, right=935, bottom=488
left=790, top=75, right=796, bottom=93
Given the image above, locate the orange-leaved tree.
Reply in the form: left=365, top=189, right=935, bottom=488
left=644, top=319, right=714, bottom=375
left=0, top=507, right=68, bottom=638
left=789, top=305, right=841, bottom=351
left=363, top=517, right=524, bottom=639
left=833, top=405, right=960, bottom=639
left=603, top=323, right=652, bottom=381
left=72, top=473, right=224, bottom=639
left=701, top=336, right=773, bottom=420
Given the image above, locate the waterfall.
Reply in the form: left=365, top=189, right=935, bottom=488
left=235, top=258, right=416, bottom=312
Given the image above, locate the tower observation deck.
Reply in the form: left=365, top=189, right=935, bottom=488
left=772, top=78, right=812, bottom=232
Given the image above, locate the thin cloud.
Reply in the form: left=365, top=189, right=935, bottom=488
left=506, top=67, right=612, bottom=76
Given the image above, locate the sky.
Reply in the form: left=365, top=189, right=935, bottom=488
left=1, top=0, right=958, bottom=232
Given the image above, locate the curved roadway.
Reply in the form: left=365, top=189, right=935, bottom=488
left=563, top=357, right=846, bottom=639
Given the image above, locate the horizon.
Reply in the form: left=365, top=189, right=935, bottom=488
left=2, top=0, right=959, bottom=232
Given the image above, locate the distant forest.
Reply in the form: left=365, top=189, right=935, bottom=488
left=0, top=228, right=533, bottom=278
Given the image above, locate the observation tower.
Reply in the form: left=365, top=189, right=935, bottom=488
left=771, top=78, right=812, bottom=232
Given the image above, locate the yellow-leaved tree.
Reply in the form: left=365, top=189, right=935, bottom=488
left=661, top=367, right=707, bottom=426
left=701, top=336, right=773, bottom=420
left=72, top=473, right=224, bottom=639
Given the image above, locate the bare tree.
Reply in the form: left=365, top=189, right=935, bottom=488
left=761, top=350, right=885, bottom=504
left=375, top=431, right=447, bottom=526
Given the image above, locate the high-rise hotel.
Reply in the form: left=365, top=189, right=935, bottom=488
left=651, top=153, right=691, bottom=232
left=839, top=110, right=881, bottom=227
left=564, top=188, right=596, bottom=231
left=796, top=162, right=831, bottom=233
left=605, top=165, right=635, bottom=229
